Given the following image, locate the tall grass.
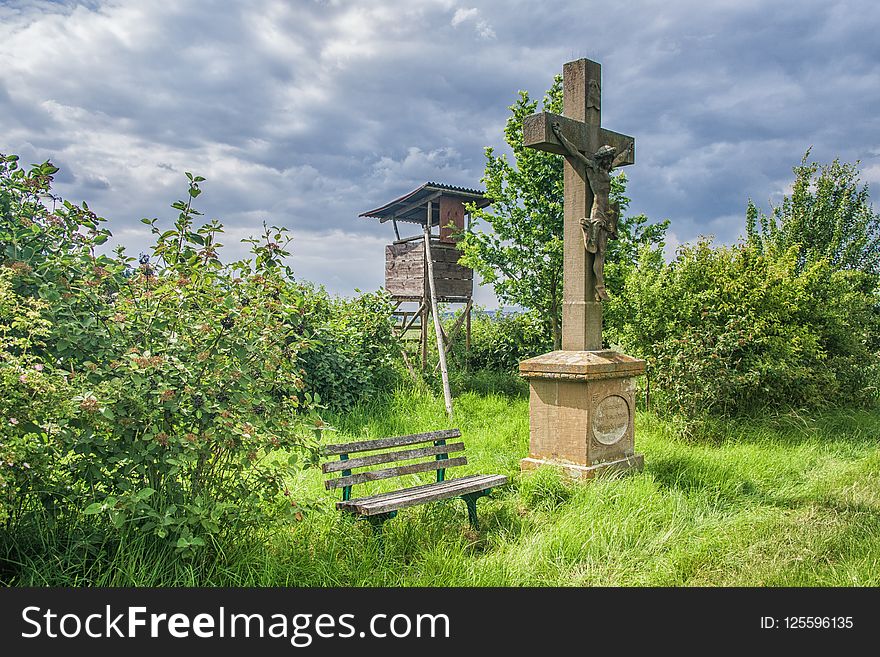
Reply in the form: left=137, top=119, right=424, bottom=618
left=6, top=385, right=880, bottom=586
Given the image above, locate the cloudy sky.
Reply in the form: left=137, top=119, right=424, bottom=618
left=2, top=0, right=879, bottom=306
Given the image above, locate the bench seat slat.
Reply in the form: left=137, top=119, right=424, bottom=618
left=337, top=474, right=508, bottom=516
left=323, top=429, right=461, bottom=456
left=325, top=456, right=468, bottom=490
left=348, top=474, right=506, bottom=508
left=322, top=442, right=465, bottom=474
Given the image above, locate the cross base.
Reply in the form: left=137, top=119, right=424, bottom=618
left=519, top=350, right=646, bottom=479
left=520, top=454, right=644, bottom=480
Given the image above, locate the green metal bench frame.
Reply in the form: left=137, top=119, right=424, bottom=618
left=322, top=429, right=508, bottom=535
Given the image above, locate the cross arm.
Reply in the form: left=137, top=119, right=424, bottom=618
left=523, top=111, right=635, bottom=166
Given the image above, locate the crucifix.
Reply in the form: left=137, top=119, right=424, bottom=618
left=523, top=58, right=635, bottom=351
left=518, top=58, right=645, bottom=480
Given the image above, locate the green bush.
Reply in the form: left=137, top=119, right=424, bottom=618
left=0, top=266, right=73, bottom=528
left=0, top=153, right=398, bottom=551
left=299, top=286, right=401, bottom=410
left=610, top=239, right=880, bottom=418
left=450, top=308, right=553, bottom=373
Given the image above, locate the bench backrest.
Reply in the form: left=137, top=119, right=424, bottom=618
left=322, top=429, right=466, bottom=501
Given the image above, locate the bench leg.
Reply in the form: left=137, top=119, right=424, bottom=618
left=366, top=511, right=397, bottom=547
left=460, top=493, right=484, bottom=530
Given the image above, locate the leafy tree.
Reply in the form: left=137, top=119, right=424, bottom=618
left=458, top=77, right=667, bottom=349
left=747, top=150, right=880, bottom=277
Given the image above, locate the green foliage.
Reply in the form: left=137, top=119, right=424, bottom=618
left=0, top=153, right=394, bottom=553
left=612, top=239, right=880, bottom=419
left=0, top=266, right=72, bottom=528
left=299, top=286, right=400, bottom=410
left=747, top=150, right=880, bottom=277
left=458, top=77, right=667, bottom=348
left=450, top=309, right=552, bottom=373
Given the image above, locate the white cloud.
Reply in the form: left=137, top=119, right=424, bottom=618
left=3, top=0, right=880, bottom=309
left=451, top=7, right=478, bottom=26
left=450, top=6, right=495, bottom=39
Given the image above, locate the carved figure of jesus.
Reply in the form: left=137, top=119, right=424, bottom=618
left=552, top=122, right=632, bottom=301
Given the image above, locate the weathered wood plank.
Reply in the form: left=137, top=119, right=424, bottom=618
left=387, top=271, right=472, bottom=283
left=338, top=474, right=509, bottom=515
left=386, top=243, right=464, bottom=263
left=325, top=456, right=468, bottom=490
left=387, top=261, right=472, bottom=276
left=323, top=429, right=462, bottom=455
left=322, top=442, right=465, bottom=474
left=387, top=256, right=469, bottom=268
left=386, top=241, right=423, bottom=257
left=386, top=273, right=472, bottom=287
left=435, top=279, right=473, bottom=297
left=392, top=235, right=425, bottom=245
left=386, top=279, right=472, bottom=297
left=430, top=249, right=464, bottom=263
left=341, top=473, right=502, bottom=507
left=386, top=255, right=425, bottom=268
left=386, top=281, right=424, bottom=297
left=395, top=303, right=425, bottom=336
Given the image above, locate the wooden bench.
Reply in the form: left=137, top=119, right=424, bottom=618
left=322, top=429, right=507, bottom=532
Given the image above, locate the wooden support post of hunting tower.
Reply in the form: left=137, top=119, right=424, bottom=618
left=424, top=206, right=453, bottom=418
left=420, top=299, right=428, bottom=371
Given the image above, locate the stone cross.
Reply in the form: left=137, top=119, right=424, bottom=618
left=523, top=58, right=635, bottom=351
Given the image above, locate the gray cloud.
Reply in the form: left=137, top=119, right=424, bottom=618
left=1, top=0, right=878, bottom=301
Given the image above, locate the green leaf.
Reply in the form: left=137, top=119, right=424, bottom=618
left=84, top=502, right=104, bottom=515
left=136, top=487, right=155, bottom=500
left=201, top=520, right=220, bottom=534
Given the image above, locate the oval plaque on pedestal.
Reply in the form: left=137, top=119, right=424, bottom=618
left=592, top=395, right=629, bottom=445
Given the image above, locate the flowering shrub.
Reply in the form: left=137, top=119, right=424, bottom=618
left=0, top=154, right=341, bottom=548
left=0, top=266, right=73, bottom=527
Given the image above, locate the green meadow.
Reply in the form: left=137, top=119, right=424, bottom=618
left=10, top=386, right=879, bottom=587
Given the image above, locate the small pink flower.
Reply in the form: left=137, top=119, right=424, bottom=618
left=33, top=364, right=44, bottom=371
left=9, top=418, right=18, bottom=426
left=19, top=374, right=27, bottom=384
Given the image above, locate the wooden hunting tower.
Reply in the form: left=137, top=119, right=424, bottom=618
left=360, top=182, right=491, bottom=370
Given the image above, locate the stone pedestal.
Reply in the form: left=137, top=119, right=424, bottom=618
left=519, top=350, right=645, bottom=479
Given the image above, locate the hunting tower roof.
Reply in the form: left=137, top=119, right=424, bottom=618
left=359, top=182, right=491, bottom=226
